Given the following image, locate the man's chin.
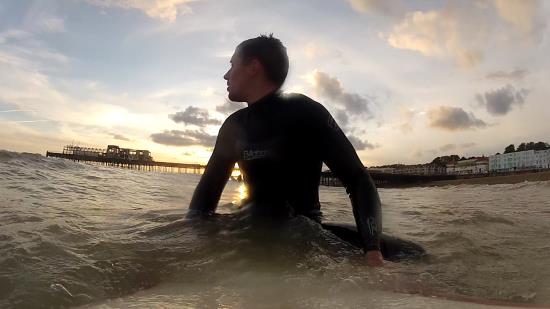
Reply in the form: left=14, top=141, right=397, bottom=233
left=228, top=93, right=245, bottom=103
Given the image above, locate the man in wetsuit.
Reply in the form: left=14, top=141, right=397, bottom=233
left=186, top=34, right=385, bottom=267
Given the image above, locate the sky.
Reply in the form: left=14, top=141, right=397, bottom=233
left=0, top=0, right=549, bottom=165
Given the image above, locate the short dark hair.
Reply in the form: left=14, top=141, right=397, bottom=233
left=237, top=34, right=289, bottom=87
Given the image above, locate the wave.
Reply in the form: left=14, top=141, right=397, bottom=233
left=1, top=149, right=549, bottom=308
left=0, top=149, right=23, bottom=162
left=0, top=150, right=95, bottom=175
left=446, top=210, right=514, bottom=226
left=0, top=150, right=44, bottom=162
left=470, top=210, right=514, bottom=225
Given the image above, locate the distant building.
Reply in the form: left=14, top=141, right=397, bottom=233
left=446, top=157, right=489, bottom=175
left=62, top=144, right=154, bottom=161
left=63, top=145, right=104, bottom=157
left=489, top=149, right=550, bottom=172
left=370, top=163, right=446, bottom=175
left=368, top=167, right=396, bottom=173
left=134, top=150, right=152, bottom=161
left=393, top=163, right=446, bottom=175
left=106, top=145, right=153, bottom=161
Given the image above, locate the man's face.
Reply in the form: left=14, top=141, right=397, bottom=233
left=223, top=51, right=252, bottom=102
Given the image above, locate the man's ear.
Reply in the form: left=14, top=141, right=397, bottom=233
left=248, top=58, right=262, bottom=77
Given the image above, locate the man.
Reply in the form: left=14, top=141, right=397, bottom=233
left=187, top=34, right=384, bottom=267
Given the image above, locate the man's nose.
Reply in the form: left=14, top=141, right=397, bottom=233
left=223, top=70, right=229, bottom=80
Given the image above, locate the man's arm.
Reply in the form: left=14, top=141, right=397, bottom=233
left=186, top=118, right=238, bottom=218
left=310, top=101, right=383, bottom=263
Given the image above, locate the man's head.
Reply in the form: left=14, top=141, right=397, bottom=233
left=224, top=34, right=289, bottom=102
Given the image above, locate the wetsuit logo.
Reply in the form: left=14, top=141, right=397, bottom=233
left=243, top=150, right=268, bottom=160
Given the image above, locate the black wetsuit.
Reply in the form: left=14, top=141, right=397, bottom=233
left=188, top=91, right=382, bottom=252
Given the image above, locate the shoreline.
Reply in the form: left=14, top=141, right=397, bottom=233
left=423, top=170, right=550, bottom=186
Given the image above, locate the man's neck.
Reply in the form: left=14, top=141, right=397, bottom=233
left=247, top=84, right=279, bottom=105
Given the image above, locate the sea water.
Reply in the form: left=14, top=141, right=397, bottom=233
left=1, top=150, right=550, bottom=308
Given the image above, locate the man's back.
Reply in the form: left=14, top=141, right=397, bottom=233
left=191, top=90, right=371, bottom=221
left=220, top=91, right=326, bottom=219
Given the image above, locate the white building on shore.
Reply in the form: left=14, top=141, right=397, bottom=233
left=489, top=149, right=550, bottom=172
left=369, top=163, right=446, bottom=175
left=368, top=167, right=396, bottom=173
left=393, top=163, right=446, bottom=175
left=446, top=157, right=489, bottom=175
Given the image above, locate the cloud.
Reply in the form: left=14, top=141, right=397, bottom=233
left=169, top=106, right=221, bottom=126
left=384, top=9, right=483, bottom=68
left=398, top=122, right=413, bottom=133
left=382, top=1, right=545, bottom=68
left=486, top=69, right=528, bottom=80
left=427, top=106, right=487, bottom=131
left=461, top=142, right=476, bottom=149
left=111, top=133, right=130, bottom=141
left=302, top=42, right=344, bottom=62
left=150, top=129, right=216, bottom=147
left=308, top=71, right=375, bottom=137
left=64, top=122, right=137, bottom=144
left=334, top=109, right=349, bottom=127
left=304, top=42, right=329, bottom=59
left=0, top=101, right=46, bottom=123
left=0, top=25, right=190, bottom=156
left=86, top=0, right=196, bottom=22
left=0, top=30, right=30, bottom=45
left=494, top=0, right=543, bottom=36
left=439, top=143, right=456, bottom=152
left=309, top=70, right=373, bottom=116
left=476, top=84, right=529, bottom=116
left=215, top=99, right=246, bottom=115
left=346, top=0, right=405, bottom=17
left=347, top=135, right=376, bottom=151
left=396, top=106, right=417, bottom=133
left=0, top=29, right=70, bottom=66
left=36, top=16, right=65, bottom=33
left=0, top=121, right=71, bottom=155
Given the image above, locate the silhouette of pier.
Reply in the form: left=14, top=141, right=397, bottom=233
left=47, top=145, right=454, bottom=186
left=320, top=170, right=457, bottom=188
left=46, top=145, right=208, bottom=174
left=46, top=151, right=207, bottom=174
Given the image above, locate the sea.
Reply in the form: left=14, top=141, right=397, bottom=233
left=1, top=150, right=550, bottom=308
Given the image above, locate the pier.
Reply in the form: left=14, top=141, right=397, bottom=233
left=320, top=170, right=457, bottom=188
left=47, top=144, right=456, bottom=185
left=46, top=145, right=209, bottom=174
left=46, top=151, right=207, bottom=174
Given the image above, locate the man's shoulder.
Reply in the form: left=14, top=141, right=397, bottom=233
left=282, top=92, right=316, bottom=104
left=282, top=92, right=327, bottom=113
left=223, top=106, right=247, bottom=124
left=216, top=107, right=247, bottom=137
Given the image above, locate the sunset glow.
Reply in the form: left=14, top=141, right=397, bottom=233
left=1, top=1, right=549, bottom=165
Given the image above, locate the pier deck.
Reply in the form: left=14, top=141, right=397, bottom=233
left=320, top=170, right=457, bottom=188
left=46, top=150, right=456, bottom=186
left=46, top=151, right=207, bottom=174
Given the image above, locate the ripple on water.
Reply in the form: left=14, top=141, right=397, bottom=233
left=400, top=210, right=422, bottom=216
left=1, top=214, right=44, bottom=225
left=1, top=151, right=550, bottom=308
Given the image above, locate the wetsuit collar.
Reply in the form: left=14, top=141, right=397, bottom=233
left=247, top=90, right=282, bottom=109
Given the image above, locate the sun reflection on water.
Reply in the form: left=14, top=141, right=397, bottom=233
left=231, top=183, right=248, bottom=206
left=238, top=183, right=247, bottom=201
